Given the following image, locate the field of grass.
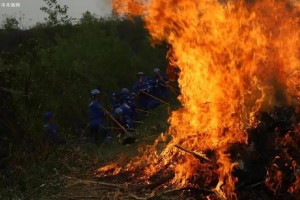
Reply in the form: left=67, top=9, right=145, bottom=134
left=0, top=14, right=178, bottom=199
left=0, top=95, right=180, bottom=200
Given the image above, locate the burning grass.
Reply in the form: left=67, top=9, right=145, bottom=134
left=96, top=106, right=300, bottom=199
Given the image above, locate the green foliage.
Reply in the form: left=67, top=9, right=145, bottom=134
left=79, top=11, right=98, bottom=24
left=2, top=17, right=19, bottom=30
left=0, top=16, right=167, bottom=145
left=40, top=0, right=71, bottom=26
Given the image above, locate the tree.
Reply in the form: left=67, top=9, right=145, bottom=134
left=2, top=17, right=19, bottom=30
left=79, top=11, right=98, bottom=24
left=40, top=0, right=71, bottom=26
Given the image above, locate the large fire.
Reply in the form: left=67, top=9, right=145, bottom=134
left=98, top=0, right=300, bottom=199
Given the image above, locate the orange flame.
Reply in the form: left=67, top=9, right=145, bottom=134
left=100, top=0, right=300, bottom=198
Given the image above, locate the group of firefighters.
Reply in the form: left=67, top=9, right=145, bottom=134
left=43, top=66, right=179, bottom=145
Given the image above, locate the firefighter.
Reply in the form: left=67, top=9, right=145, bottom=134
left=152, top=67, right=170, bottom=99
left=88, top=89, right=108, bottom=144
left=132, top=72, right=150, bottom=110
left=120, top=88, right=130, bottom=102
left=113, top=107, right=135, bottom=129
left=132, top=72, right=160, bottom=110
left=110, top=92, right=121, bottom=111
left=43, top=112, right=64, bottom=144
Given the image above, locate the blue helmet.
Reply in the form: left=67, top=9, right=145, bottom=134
left=153, top=67, right=160, bottom=73
left=112, top=92, right=117, bottom=97
left=44, top=112, right=53, bottom=121
left=115, top=107, right=123, bottom=115
left=121, top=88, right=130, bottom=94
left=137, top=72, right=144, bottom=77
left=90, top=89, right=101, bottom=96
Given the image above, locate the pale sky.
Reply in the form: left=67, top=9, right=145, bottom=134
left=0, top=0, right=112, bottom=28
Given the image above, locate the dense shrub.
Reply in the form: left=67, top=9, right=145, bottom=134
left=0, top=16, right=167, bottom=152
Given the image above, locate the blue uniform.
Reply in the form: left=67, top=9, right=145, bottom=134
left=132, top=81, right=148, bottom=110
left=132, top=79, right=160, bottom=110
left=44, top=123, right=62, bottom=144
left=110, top=93, right=121, bottom=110
left=113, top=107, right=135, bottom=129
left=88, top=100, right=107, bottom=143
left=89, top=100, right=105, bottom=127
left=120, top=93, right=131, bottom=103
left=123, top=116, right=135, bottom=129
left=121, top=102, right=134, bottom=117
left=124, top=93, right=143, bottom=120
left=145, top=80, right=160, bottom=109
left=152, top=72, right=169, bottom=99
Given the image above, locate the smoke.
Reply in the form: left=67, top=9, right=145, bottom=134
left=96, top=0, right=112, bottom=16
left=272, top=79, right=289, bottom=107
